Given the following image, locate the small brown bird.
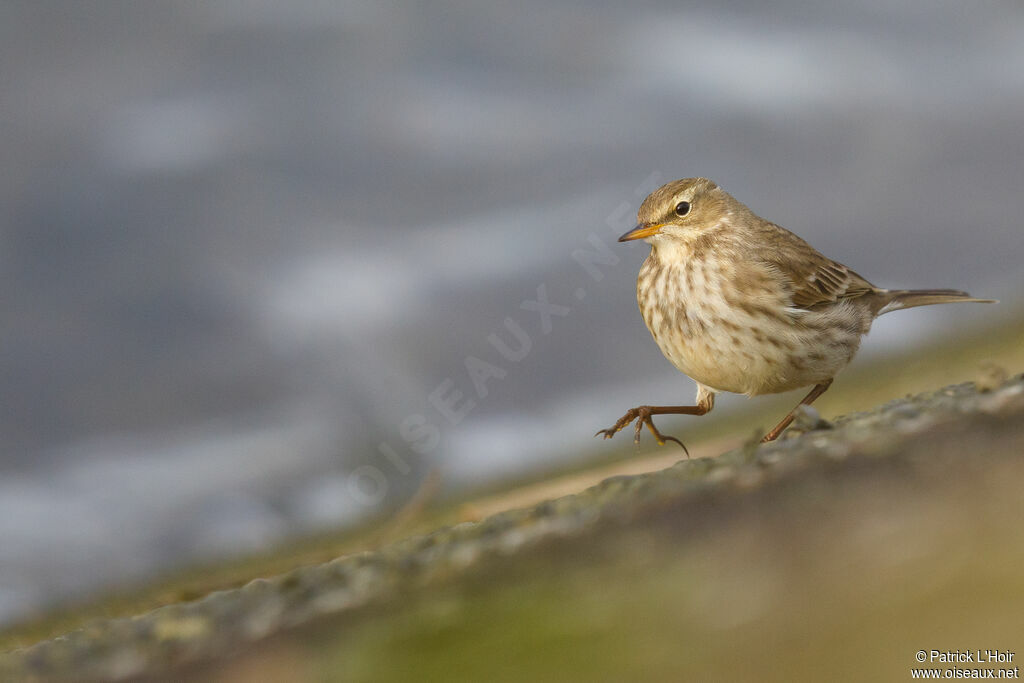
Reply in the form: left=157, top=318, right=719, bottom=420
left=597, top=178, right=995, bottom=450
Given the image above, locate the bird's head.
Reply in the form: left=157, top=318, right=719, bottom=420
left=618, top=177, right=736, bottom=244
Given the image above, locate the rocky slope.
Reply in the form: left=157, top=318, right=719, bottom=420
left=3, top=375, right=1023, bottom=682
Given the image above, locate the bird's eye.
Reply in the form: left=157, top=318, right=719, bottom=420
left=674, top=201, right=691, bottom=216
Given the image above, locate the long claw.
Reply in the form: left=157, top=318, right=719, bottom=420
left=595, top=407, right=690, bottom=456
left=643, top=416, right=690, bottom=457
left=661, top=435, right=690, bottom=457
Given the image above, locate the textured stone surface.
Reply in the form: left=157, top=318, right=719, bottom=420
left=3, top=376, right=1023, bottom=681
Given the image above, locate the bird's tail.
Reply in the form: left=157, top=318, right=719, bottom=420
left=876, top=289, right=997, bottom=315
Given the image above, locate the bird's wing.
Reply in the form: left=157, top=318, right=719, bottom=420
left=754, top=223, right=877, bottom=310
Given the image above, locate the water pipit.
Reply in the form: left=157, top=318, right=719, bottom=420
left=596, top=178, right=995, bottom=451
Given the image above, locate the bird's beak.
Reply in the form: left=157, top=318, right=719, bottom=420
left=618, top=223, right=664, bottom=242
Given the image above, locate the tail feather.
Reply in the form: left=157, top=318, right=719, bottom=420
left=877, top=289, right=997, bottom=315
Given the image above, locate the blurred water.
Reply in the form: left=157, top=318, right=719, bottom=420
left=0, top=1, right=1021, bottom=624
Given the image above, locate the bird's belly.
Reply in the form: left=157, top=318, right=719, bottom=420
left=646, top=319, right=783, bottom=395
left=640, top=292, right=866, bottom=396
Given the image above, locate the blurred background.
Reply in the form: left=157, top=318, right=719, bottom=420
left=0, top=0, right=1021, bottom=626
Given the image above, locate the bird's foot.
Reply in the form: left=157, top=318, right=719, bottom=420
left=595, top=406, right=689, bottom=456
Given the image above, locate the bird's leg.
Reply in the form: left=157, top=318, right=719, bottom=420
left=761, top=379, right=834, bottom=443
left=595, top=388, right=715, bottom=456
